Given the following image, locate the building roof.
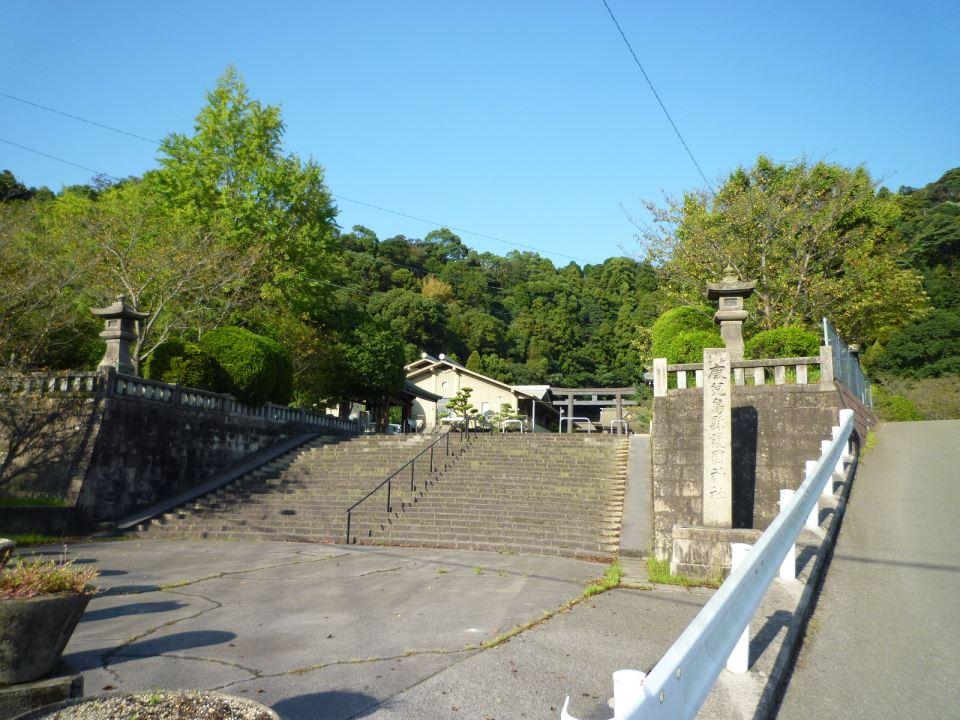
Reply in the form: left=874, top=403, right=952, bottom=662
left=405, top=352, right=517, bottom=394
left=512, top=384, right=552, bottom=401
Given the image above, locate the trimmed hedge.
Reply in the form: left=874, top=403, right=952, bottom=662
left=143, top=340, right=232, bottom=394
left=744, top=326, right=820, bottom=360
left=650, top=306, right=715, bottom=359
left=199, top=326, right=293, bottom=406
left=666, top=329, right=724, bottom=364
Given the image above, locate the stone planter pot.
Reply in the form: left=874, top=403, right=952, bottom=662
left=0, top=593, right=90, bottom=685
left=11, top=690, right=283, bottom=719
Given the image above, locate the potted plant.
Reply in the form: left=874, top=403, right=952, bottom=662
left=0, top=547, right=98, bottom=685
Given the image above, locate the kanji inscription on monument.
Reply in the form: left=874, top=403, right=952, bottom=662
left=702, top=348, right=732, bottom=526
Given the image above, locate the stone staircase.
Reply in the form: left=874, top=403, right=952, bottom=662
left=350, top=434, right=628, bottom=559
left=134, top=434, right=444, bottom=543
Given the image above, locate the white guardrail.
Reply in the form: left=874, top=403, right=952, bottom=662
left=562, top=408, right=855, bottom=720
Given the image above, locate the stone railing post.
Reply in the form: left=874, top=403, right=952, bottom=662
left=653, top=358, right=668, bottom=397
left=819, top=345, right=834, bottom=389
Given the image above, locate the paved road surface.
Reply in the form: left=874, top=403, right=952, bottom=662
left=777, top=420, right=960, bottom=720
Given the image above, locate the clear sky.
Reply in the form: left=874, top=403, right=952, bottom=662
left=1, top=1, right=957, bottom=265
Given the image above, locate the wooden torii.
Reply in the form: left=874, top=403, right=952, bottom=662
left=549, top=387, right=637, bottom=433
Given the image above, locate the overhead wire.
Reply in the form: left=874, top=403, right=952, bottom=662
left=0, top=91, right=593, bottom=265
left=599, top=0, right=715, bottom=194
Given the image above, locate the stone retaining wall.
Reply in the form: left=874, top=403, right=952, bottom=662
left=651, top=382, right=875, bottom=559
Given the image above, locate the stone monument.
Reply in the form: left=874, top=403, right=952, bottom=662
left=90, top=296, right=148, bottom=376
left=702, top=347, right=732, bottom=526
left=706, top=266, right=756, bottom=361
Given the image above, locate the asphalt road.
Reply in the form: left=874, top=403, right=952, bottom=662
left=777, top=420, right=960, bottom=720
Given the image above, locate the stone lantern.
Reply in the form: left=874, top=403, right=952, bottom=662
left=90, top=296, right=148, bottom=376
left=706, top=266, right=756, bottom=361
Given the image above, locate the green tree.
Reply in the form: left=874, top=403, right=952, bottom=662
left=465, top=350, right=482, bottom=372
left=640, top=156, right=929, bottom=345
left=148, top=67, right=340, bottom=321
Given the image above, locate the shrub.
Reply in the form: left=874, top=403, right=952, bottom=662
left=874, top=374, right=960, bottom=420
left=0, top=556, right=99, bottom=599
left=665, top=329, right=723, bottom=363
left=873, top=385, right=924, bottom=422
left=744, top=326, right=820, bottom=360
left=144, top=340, right=232, bottom=394
left=650, top=306, right=715, bottom=359
left=143, top=339, right=187, bottom=380
left=199, top=327, right=293, bottom=406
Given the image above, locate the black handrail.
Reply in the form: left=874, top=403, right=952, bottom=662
left=344, top=424, right=479, bottom=543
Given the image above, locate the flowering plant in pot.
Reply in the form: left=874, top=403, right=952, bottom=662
left=0, top=547, right=98, bottom=685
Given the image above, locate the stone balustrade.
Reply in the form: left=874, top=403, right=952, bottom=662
left=2, top=368, right=358, bottom=434
left=653, top=345, right=835, bottom=397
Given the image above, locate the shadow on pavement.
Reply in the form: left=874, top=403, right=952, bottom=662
left=80, top=600, right=188, bottom=622
left=64, top=630, right=236, bottom=670
left=273, top=690, right=379, bottom=720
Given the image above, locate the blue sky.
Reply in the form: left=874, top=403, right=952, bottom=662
left=1, top=1, right=957, bottom=265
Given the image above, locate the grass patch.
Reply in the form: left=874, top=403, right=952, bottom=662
left=478, top=559, right=623, bottom=651
left=0, top=496, right=69, bottom=507
left=646, top=557, right=722, bottom=589
left=583, top=559, right=622, bottom=597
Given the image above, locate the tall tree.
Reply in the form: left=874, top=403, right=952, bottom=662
left=639, top=156, right=929, bottom=345
left=148, top=67, right=340, bottom=322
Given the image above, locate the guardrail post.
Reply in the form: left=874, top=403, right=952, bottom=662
left=386, top=479, right=392, bottom=513
left=804, top=461, right=820, bottom=530
left=819, top=439, right=835, bottom=498
left=726, top=542, right=752, bottom=673
left=410, top=460, right=416, bottom=492
left=778, top=489, right=797, bottom=581
left=612, top=669, right=647, bottom=719
left=830, top=426, right=847, bottom=473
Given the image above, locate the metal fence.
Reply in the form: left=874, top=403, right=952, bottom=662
left=822, top=317, right=872, bottom=408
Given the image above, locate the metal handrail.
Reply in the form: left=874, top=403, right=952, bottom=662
left=501, top=419, right=524, bottom=433
left=609, top=419, right=629, bottom=435
left=344, top=425, right=479, bottom=543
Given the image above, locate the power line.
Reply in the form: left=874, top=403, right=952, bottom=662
left=599, top=0, right=714, bottom=193
left=0, top=137, right=120, bottom=180
left=0, top=91, right=159, bottom=145
left=0, top=91, right=594, bottom=265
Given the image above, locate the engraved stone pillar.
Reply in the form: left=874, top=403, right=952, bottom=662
left=90, top=296, right=148, bottom=376
left=706, top=266, right=756, bottom=361
left=702, top=348, right=732, bottom=527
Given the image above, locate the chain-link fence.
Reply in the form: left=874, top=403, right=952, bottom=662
left=822, top=317, right=872, bottom=408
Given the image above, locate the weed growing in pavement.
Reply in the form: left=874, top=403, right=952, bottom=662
left=646, top=557, right=722, bottom=589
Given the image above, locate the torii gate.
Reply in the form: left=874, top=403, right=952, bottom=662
left=549, top=387, right=637, bottom=433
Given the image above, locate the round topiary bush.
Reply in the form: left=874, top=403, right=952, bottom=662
left=665, top=329, right=724, bottom=364
left=144, top=340, right=232, bottom=394
left=142, top=339, right=187, bottom=381
left=199, top=327, right=293, bottom=406
left=744, top=326, right=820, bottom=360
left=650, top=306, right=715, bottom=359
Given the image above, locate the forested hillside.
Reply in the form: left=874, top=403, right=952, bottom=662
left=1, top=69, right=956, bottom=418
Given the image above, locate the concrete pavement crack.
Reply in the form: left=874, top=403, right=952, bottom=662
left=98, top=588, right=223, bottom=677
left=208, top=647, right=474, bottom=692
left=354, top=564, right=418, bottom=577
